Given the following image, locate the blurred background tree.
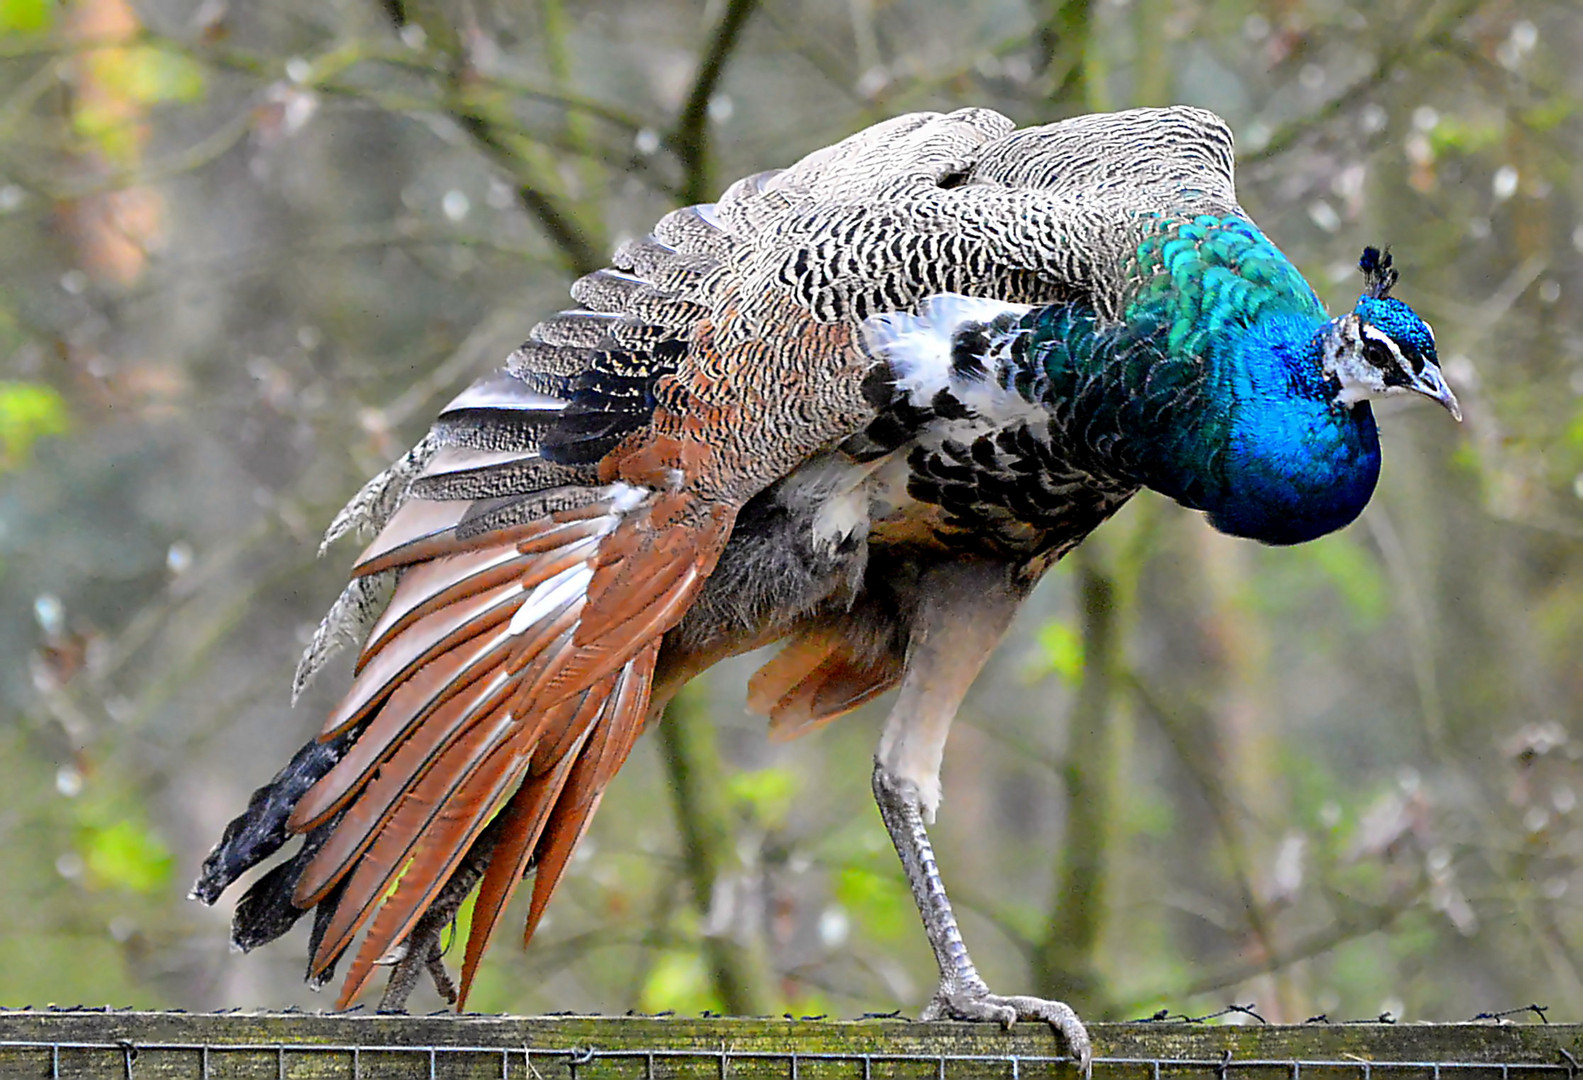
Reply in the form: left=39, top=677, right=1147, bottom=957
left=0, top=0, right=1580, bottom=1024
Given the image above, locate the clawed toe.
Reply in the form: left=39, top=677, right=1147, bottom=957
left=923, top=989, right=1092, bottom=1077
left=376, top=926, right=456, bottom=1012
left=425, top=936, right=458, bottom=1004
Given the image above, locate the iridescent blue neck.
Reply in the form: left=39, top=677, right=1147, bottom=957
left=1167, top=311, right=1381, bottom=545
left=1113, top=211, right=1383, bottom=545
left=1018, top=302, right=1381, bottom=546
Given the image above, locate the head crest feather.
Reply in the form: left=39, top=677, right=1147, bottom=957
left=1359, top=246, right=1398, bottom=299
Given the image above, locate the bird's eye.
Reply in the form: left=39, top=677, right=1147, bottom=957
left=1362, top=338, right=1396, bottom=370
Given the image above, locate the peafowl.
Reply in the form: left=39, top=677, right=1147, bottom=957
left=193, top=106, right=1459, bottom=1065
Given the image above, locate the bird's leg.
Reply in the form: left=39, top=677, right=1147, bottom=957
left=375, top=827, right=496, bottom=1013
left=374, top=924, right=451, bottom=1013
left=872, top=765, right=1090, bottom=1071
left=872, top=561, right=1091, bottom=1074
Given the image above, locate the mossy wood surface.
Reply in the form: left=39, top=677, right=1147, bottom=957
left=0, top=1011, right=1577, bottom=1079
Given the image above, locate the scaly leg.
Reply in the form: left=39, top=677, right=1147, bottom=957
left=873, top=764, right=1091, bottom=1073
left=871, top=560, right=1091, bottom=1074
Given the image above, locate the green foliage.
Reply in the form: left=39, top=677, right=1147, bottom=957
left=1521, top=96, right=1575, bottom=132
left=1447, top=440, right=1483, bottom=476
left=0, top=381, right=67, bottom=469
left=0, top=729, right=166, bottom=1007
left=78, top=816, right=173, bottom=895
left=1323, top=931, right=1395, bottom=1003
left=833, top=866, right=912, bottom=944
left=1565, top=408, right=1583, bottom=452
left=1253, top=532, right=1389, bottom=625
left=1279, top=748, right=1347, bottom=835
left=1119, top=783, right=1175, bottom=840
left=1035, top=619, right=1085, bottom=684
left=74, top=44, right=206, bottom=164
left=0, top=934, right=146, bottom=1005
left=0, top=0, right=52, bottom=36
left=727, top=766, right=800, bottom=830
left=1426, top=116, right=1504, bottom=155
left=640, top=947, right=726, bottom=1014
left=1299, top=535, right=1390, bottom=625
left=115, top=46, right=206, bottom=106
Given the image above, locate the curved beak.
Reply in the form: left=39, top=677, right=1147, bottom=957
left=1411, top=364, right=1461, bottom=422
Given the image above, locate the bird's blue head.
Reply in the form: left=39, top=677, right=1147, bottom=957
left=1320, top=247, right=1461, bottom=420
left=1195, top=247, right=1460, bottom=547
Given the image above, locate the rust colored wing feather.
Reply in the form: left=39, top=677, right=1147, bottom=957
left=522, top=499, right=733, bottom=707
left=318, top=585, right=521, bottom=740
left=453, top=697, right=601, bottom=1008
left=289, top=646, right=513, bottom=837
left=521, top=642, right=657, bottom=943
left=746, top=631, right=839, bottom=716
left=282, top=481, right=731, bottom=1005
left=327, top=702, right=536, bottom=1005
left=454, top=644, right=655, bottom=1007
left=357, top=548, right=530, bottom=667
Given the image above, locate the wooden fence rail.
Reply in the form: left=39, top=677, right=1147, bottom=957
left=0, top=1011, right=1577, bottom=1080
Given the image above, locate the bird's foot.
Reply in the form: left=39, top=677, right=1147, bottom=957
left=375, top=926, right=457, bottom=1013
left=922, top=989, right=1092, bottom=1077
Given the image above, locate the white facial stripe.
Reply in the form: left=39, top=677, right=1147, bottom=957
left=1360, top=325, right=1406, bottom=366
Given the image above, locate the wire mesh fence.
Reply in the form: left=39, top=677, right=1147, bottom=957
left=0, top=1010, right=1576, bottom=1080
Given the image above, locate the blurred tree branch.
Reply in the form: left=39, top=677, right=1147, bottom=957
left=672, top=0, right=762, bottom=206
left=657, top=683, right=776, bottom=1016
left=1114, top=892, right=1420, bottom=1012
left=1029, top=1, right=1118, bottom=1017
left=1244, top=0, right=1488, bottom=164
left=1035, top=0, right=1093, bottom=107
left=1032, top=546, right=1121, bottom=1016
left=1126, top=669, right=1282, bottom=970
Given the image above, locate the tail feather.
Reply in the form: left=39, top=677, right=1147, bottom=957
left=229, top=814, right=339, bottom=953
left=288, top=653, right=513, bottom=837
left=323, top=520, right=614, bottom=741
left=355, top=530, right=602, bottom=677
left=456, top=792, right=553, bottom=1007
left=306, top=878, right=347, bottom=989
left=296, top=578, right=606, bottom=890
left=358, top=547, right=529, bottom=664
left=352, top=507, right=583, bottom=578
left=320, top=587, right=520, bottom=739
left=352, top=498, right=473, bottom=571
left=293, top=572, right=395, bottom=703
left=293, top=667, right=521, bottom=907
left=190, top=731, right=349, bottom=905
left=746, top=631, right=838, bottom=715
left=548, top=563, right=702, bottom=697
